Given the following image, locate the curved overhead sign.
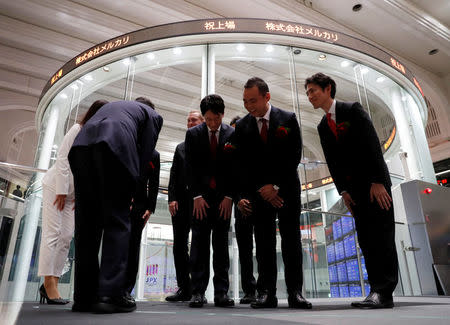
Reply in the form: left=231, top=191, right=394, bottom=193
left=40, top=18, right=424, bottom=101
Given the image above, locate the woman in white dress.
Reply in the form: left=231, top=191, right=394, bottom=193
left=38, top=99, right=108, bottom=304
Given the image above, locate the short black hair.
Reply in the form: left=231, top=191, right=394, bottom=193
left=244, top=77, right=269, bottom=96
left=135, top=97, right=155, bottom=109
left=304, top=73, right=336, bottom=99
left=79, top=99, right=108, bottom=125
left=230, top=115, right=241, bottom=126
left=200, top=94, right=225, bottom=115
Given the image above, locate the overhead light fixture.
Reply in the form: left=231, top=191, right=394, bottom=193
left=122, top=58, right=131, bottom=66
left=401, top=96, right=407, bottom=102
left=376, top=77, right=385, bottom=83
left=428, top=49, right=439, bottom=55
left=293, top=49, right=301, bottom=55
left=173, top=47, right=182, bottom=55
left=353, top=4, right=362, bottom=12
left=103, top=66, right=110, bottom=72
left=361, top=67, right=369, bottom=74
left=340, top=60, right=350, bottom=67
left=147, top=53, right=155, bottom=60
left=70, top=84, right=78, bottom=90
left=265, top=45, right=274, bottom=53
left=60, top=93, right=68, bottom=99
left=83, top=75, right=93, bottom=81
left=318, top=54, right=327, bottom=61
left=236, top=44, right=245, bottom=52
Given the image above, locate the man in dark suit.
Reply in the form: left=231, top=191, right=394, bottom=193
left=305, top=72, right=398, bottom=308
left=234, top=77, right=311, bottom=309
left=69, top=99, right=163, bottom=313
left=166, top=110, right=204, bottom=302
left=185, top=94, right=235, bottom=308
left=230, top=115, right=257, bottom=304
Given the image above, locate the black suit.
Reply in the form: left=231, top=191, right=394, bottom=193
left=167, top=142, right=191, bottom=292
left=125, top=151, right=160, bottom=294
left=69, top=100, right=163, bottom=302
left=234, top=106, right=303, bottom=296
left=318, top=101, right=398, bottom=295
left=185, top=122, right=234, bottom=295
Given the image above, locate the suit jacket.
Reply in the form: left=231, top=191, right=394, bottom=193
left=71, top=100, right=163, bottom=184
left=185, top=122, right=235, bottom=200
left=317, top=101, right=391, bottom=194
left=234, top=106, right=302, bottom=202
left=168, top=142, right=188, bottom=203
left=134, top=151, right=160, bottom=213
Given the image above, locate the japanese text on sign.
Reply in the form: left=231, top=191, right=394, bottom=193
left=204, top=20, right=236, bottom=31
left=75, top=36, right=130, bottom=65
left=51, top=69, right=63, bottom=85
left=265, top=22, right=339, bottom=42
left=390, top=57, right=406, bottom=74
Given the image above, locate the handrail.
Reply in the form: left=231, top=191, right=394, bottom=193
left=0, top=161, right=47, bottom=173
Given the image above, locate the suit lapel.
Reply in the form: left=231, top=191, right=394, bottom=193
left=268, top=106, right=279, bottom=142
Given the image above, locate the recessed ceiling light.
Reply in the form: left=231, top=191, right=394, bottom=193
left=265, top=45, right=274, bottom=53
left=70, top=84, right=78, bottom=90
left=293, top=49, right=301, bottom=55
left=103, top=66, right=110, bottom=72
left=60, top=93, right=68, bottom=99
left=122, top=58, right=131, bottom=66
left=376, top=77, right=385, bottom=83
left=173, top=47, right=182, bottom=55
left=340, top=60, right=350, bottom=67
left=401, top=96, right=407, bottom=102
left=236, top=44, right=245, bottom=52
left=352, top=4, right=362, bottom=12
left=361, top=67, right=369, bottom=74
left=428, top=49, right=439, bottom=55
left=319, top=54, right=327, bottom=61
left=83, top=75, right=93, bottom=81
left=147, top=53, right=155, bottom=60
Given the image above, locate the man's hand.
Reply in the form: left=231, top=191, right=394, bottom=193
left=53, top=194, right=67, bottom=211
left=142, top=210, right=152, bottom=223
left=193, top=197, right=209, bottom=220
left=342, top=192, right=355, bottom=216
left=219, top=197, right=232, bottom=220
left=370, top=183, right=392, bottom=210
left=237, top=199, right=253, bottom=217
left=268, top=195, right=284, bottom=208
left=258, top=184, right=280, bottom=202
left=168, top=201, right=178, bottom=217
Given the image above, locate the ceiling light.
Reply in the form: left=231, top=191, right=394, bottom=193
left=60, top=93, right=68, bottom=99
left=340, top=60, right=350, bottom=67
left=173, top=47, right=182, bottom=55
left=236, top=44, right=245, bottom=52
left=147, top=53, right=155, bottom=60
left=70, top=84, right=78, bottom=90
left=293, top=49, right=301, bottom=55
left=376, top=77, right=385, bottom=83
left=122, top=58, right=131, bottom=66
left=83, top=75, right=93, bottom=81
left=401, top=96, right=407, bottom=102
left=352, top=4, right=362, bottom=12
left=361, top=67, right=369, bottom=74
left=318, top=54, right=327, bottom=61
left=265, top=45, right=274, bottom=53
left=428, top=49, right=439, bottom=55
left=103, top=66, right=110, bottom=72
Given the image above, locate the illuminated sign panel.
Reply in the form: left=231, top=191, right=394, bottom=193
left=413, top=77, right=424, bottom=96
left=384, top=126, right=396, bottom=151
left=204, top=20, right=236, bottom=30
left=301, top=176, right=334, bottom=191
left=265, top=22, right=339, bottom=42
left=50, top=69, right=63, bottom=85
left=75, top=35, right=130, bottom=66
left=390, top=57, right=406, bottom=74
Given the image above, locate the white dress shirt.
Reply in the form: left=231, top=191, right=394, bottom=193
left=256, top=104, right=272, bottom=133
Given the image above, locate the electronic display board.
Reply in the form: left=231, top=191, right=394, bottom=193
left=328, top=265, right=338, bottom=283
left=339, top=284, right=350, bottom=297
left=327, top=243, right=336, bottom=263
left=333, top=219, right=343, bottom=240
left=349, top=284, right=362, bottom=297
left=346, top=258, right=360, bottom=281
left=335, top=240, right=345, bottom=261
left=344, top=234, right=357, bottom=258
left=337, top=262, right=348, bottom=282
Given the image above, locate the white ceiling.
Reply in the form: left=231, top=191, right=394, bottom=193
left=0, top=0, right=449, bottom=186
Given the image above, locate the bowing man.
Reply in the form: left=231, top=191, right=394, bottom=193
left=185, top=94, right=235, bottom=308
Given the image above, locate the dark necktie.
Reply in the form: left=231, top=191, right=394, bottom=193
left=209, top=130, right=217, bottom=189
left=260, top=118, right=268, bottom=143
left=327, top=113, right=337, bottom=138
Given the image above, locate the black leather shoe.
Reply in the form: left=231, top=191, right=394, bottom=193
left=94, top=296, right=137, bottom=313
left=214, top=293, right=234, bottom=307
left=189, top=293, right=207, bottom=308
left=288, top=292, right=312, bottom=309
left=72, top=302, right=94, bottom=312
left=125, top=292, right=135, bottom=303
left=250, top=292, right=278, bottom=309
left=239, top=293, right=256, bottom=304
left=351, top=292, right=394, bottom=309
left=165, top=288, right=192, bottom=302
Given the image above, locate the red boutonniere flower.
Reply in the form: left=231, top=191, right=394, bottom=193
left=337, top=121, right=350, bottom=134
left=275, top=126, right=290, bottom=139
left=149, top=161, right=155, bottom=169
left=223, top=142, right=236, bottom=153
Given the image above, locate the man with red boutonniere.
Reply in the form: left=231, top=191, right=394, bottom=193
left=234, top=77, right=311, bottom=310
left=305, top=72, right=398, bottom=309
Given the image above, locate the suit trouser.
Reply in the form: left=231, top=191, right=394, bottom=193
left=190, top=194, right=231, bottom=295
left=70, top=144, right=134, bottom=302
left=171, top=199, right=191, bottom=291
left=125, top=206, right=147, bottom=293
left=234, top=205, right=256, bottom=295
left=38, top=185, right=75, bottom=277
left=350, top=186, right=398, bottom=295
left=253, top=196, right=303, bottom=295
